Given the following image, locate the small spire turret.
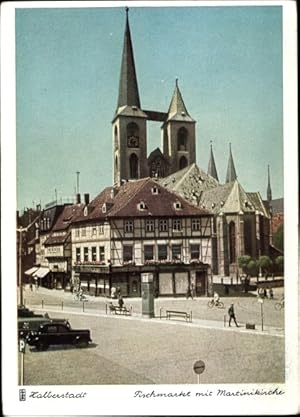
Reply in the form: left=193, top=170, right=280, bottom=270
left=225, top=143, right=237, bottom=183
left=267, top=165, right=272, bottom=203
left=207, top=141, right=219, bottom=181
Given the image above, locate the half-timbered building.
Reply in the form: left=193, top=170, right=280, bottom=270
left=71, top=178, right=213, bottom=297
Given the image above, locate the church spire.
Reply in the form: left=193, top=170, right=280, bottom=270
left=267, top=164, right=272, bottom=203
left=167, top=78, right=193, bottom=121
left=117, top=8, right=141, bottom=111
left=225, top=143, right=237, bottom=183
left=207, top=141, right=219, bottom=181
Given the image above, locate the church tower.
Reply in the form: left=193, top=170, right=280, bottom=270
left=162, top=79, right=196, bottom=175
left=112, top=8, right=148, bottom=185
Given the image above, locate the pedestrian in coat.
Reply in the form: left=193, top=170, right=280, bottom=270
left=118, top=295, right=124, bottom=309
left=228, top=303, right=239, bottom=327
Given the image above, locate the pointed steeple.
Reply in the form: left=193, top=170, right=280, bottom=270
left=117, top=8, right=140, bottom=111
left=207, top=141, right=219, bottom=181
left=225, top=143, right=237, bottom=183
left=167, top=79, right=194, bottom=122
left=267, top=165, right=272, bottom=203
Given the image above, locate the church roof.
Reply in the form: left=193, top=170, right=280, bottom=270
left=207, top=143, right=219, bottom=181
left=246, top=192, right=269, bottom=217
left=159, top=163, right=219, bottom=204
left=225, top=143, right=237, bottom=183
left=270, top=198, right=284, bottom=214
left=147, top=147, right=169, bottom=163
left=199, top=180, right=269, bottom=216
left=167, top=79, right=195, bottom=122
left=116, top=9, right=141, bottom=112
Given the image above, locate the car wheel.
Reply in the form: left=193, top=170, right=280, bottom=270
left=75, top=338, right=88, bottom=348
left=36, top=342, right=48, bottom=351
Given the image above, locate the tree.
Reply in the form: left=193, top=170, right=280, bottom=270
left=275, top=255, right=284, bottom=274
left=247, top=259, right=259, bottom=277
left=258, top=255, right=273, bottom=277
left=273, top=223, right=284, bottom=251
left=237, top=256, right=252, bottom=277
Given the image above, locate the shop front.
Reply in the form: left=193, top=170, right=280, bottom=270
left=73, top=262, right=211, bottom=298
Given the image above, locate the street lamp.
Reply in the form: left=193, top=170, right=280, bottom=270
left=17, top=226, right=24, bottom=306
left=17, top=216, right=38, bottom=306
left=258, top=297, right=264, bottom=331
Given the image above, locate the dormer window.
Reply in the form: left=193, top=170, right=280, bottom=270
left=151, top=186, right=160, bottom=195
left=138, top=201, right=147, bottom=211
left=84, top=206, right=88, bottom=216
left=102, top=203, right=107, bottom=213
left=220, top=201, right=224, bottom=207
left=131, top=106, right=138, bottom=111
left=174, top=201, right=182, bottom=210
left=212, top=203, right=215, bottom=208
left=181, top=111, right=186, bottom=116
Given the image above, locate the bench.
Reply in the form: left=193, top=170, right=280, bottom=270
left=107, top=304, right=131, bottom=316
left=166, top=310, right=192, bottom=323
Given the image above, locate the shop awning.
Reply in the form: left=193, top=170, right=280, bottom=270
left=33, top=267, right=50, bottom=279
left=25, top=266, right=39, bottom=276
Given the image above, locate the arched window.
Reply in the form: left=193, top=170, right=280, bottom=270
left=115, top=155, right=118, bottom=172
left=229, top=221, right=236, bottom=263
left=129, top=153, right=138, bottom=179
left=177, top=127, right=188, bottom=150
left=114, top=126, right=118, bottom=148
left=127, top=122, right=139, bottom=147
left=179, top=155, right=188, bottom=170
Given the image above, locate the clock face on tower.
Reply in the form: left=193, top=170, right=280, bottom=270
left=127, top=135, right=139, bottom=148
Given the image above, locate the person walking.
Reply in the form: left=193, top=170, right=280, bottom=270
left=186, top=286, right=191, bottom=299
left=228, top=303, right=239, bottom=327
left=118, top=295, right=124, bottom=309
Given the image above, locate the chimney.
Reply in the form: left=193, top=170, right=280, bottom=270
left=110, top=187, right=118, bottom=199
left=84, top=193, right=90, bottom=205
left=76, top=193, right=81, bottom=204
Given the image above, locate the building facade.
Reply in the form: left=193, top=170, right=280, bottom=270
left=71, top=178, right=213, bottom=297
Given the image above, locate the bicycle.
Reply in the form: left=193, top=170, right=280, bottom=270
left=208, top=299, right=224, bottom=309
left=74, top=292, right=87, bottom=302
left=275, top=300, right=284, bottom=310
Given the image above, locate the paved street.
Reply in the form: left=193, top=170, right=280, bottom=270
left=19, top=286, right=285, bottom=385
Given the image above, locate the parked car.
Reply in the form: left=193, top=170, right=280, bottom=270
left=18, top=316, right=70, bottom=339
left=26, top=322, right=92, bottom=351
left=18, top=305, right=45, bottom=318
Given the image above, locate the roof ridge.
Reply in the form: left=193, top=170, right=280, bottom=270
left=172, top=163, right=195, bottom=190
left=108, top=178, right=151, bottom=216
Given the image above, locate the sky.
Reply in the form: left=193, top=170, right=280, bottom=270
left=15, top=4, right=284, bottom=211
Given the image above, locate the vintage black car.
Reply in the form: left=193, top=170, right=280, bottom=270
left=18, top=305, right=45, bottom=318
left=26, top=322, right=92, bottom=350
left=18, top=316, right=70, bottom=339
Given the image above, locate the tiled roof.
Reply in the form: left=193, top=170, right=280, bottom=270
left=159, top=163, right=219, bottom=203
left=246, top=192, right=269, bottom=217
left=52, top=204, right=84, bottom=230
left=271, top=198, right=284, bottom=214
left=73, top=178, right=211, bottom=223
left=107, top=178, right=211, bottom=218
left=44, top=232, right=70, bottom=246
left=199, top=180, right=259, bottom=214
